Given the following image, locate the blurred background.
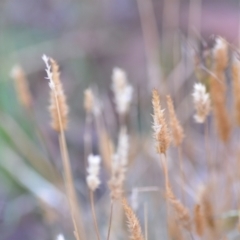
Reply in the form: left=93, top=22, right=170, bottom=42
left=0, top=0, right=240, bottom=239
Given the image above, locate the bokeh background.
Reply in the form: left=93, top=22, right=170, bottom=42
left=0, top=0, right=240, bottom=239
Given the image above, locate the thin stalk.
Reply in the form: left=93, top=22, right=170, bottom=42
left=160, top=153, right=169, bottom=189
left=238, top=2, right=240, bottom=47
left=204, top=120, right=211, bottom=175
left=136, top=0, right=163, bottom=90
left=188, top=0, right=202, bottom=40
left=84, top=113, right=93, bottom=169
left=107, top=201, right=114, bottom=240
left=160, top=153, right=170, bottom=237
left=144, top=203, right=148, bottom=240
left=178, top=146, right=185, bottom=204
left=90, top=190, right=101, bottom=240
left=53, top=91, right=83, bottom=240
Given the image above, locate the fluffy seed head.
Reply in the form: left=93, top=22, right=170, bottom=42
left=42, top=55, right=69, bottom=132
left=112, top=67, right=133, bottom=115
left=192, top=83, right=211, bottom=123
left=86, top=154, right=101, bottom=191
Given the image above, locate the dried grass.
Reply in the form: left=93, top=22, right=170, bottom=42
left=122, top=198, right=144, bottom=240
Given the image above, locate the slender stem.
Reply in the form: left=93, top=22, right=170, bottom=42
left=53, top=91, right=83, bottom=240
left=178, top=146, right=185, bottom=204
left=204, top=119, right=211, bottom=176
left=84, top=113, right=92, bottom=169
left=144, top=203, right=148, bottom=240
left=160, top=153, right=169, bottom=189
left=160, top=153, right=170, bottom=237
left=107, top=201, right=114, bottom=240
left=188, top=0, right=202, bottom=40
left=136, top=0, right=163, bottom=90
left=90, top=190, right=101, bottom=240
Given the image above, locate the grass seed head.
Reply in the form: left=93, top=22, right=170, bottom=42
left=166, top=95, right=184, bottom=146
left=152, top=89, right=170, bottom=154
left=11, top=65, right=32, bottom=109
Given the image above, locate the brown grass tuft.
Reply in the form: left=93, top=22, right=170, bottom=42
left=49, top=58, right=69, bottom=132
left=166, top=95, right=184, bottom=146
left=152, top=89, right=170, bottom=154
left=122, top=198, right=144, bottom=240
left=11, top=65, right=32, bottom=109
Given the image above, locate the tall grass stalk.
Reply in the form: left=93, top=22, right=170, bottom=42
left=144, top=203, right=148, bottom=240
left=106, top=201, right=114, bottom=240
left=43, top=56, right=84, bottom=240
left=178, top=146, right=185, bottom=203
left=136, top=0, right=163, bottom=90
left=89, top=190, right=101, bottom=240
left=57, top=94, right=82, bottom=240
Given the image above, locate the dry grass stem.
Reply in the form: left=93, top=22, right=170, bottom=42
left=90, top=190, right=101, bottom=240
left=160, top=153, right=169, bottom=190
left=136, top=0, right=163, bottom=89
left=98, top=129, right=114, bottom=172
left=144, top=203, right=148, bottom=240
left=122, top=198, right=144, bottom=240
left=43, top=55, right=84, bottom=240
left=106, top=201, right=114, bottom=240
